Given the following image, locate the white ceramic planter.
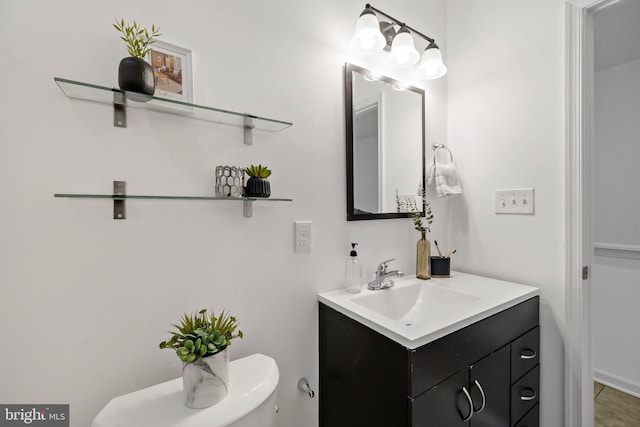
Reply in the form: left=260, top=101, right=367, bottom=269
left=182, top=348, right=229, bottom=409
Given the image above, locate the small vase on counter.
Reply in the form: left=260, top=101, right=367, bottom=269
left=416, top=234, right=431, bottom=280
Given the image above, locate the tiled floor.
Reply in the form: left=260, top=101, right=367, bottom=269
left=594, top=382, right=640, bottom=426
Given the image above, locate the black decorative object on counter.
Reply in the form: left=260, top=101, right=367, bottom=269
left=244, top=164, right=272, bottom=198
left=244, top=177, right=271, bottom=198
left=118, top=57, right=155, bottom=96
left=113, top=18, right=160, bottom=100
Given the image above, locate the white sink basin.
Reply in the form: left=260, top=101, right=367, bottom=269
left=352, top=282, right=481, bottom=325
left=318, top=271, right=539, bottom=349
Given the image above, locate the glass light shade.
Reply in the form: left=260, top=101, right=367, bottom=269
left=351, top=12, right=385, bottom=54
left=418, top=47, right=447, bottom=79
left=388, top=30, right=420, bottom=66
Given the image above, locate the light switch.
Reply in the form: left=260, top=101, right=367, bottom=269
left=495, top=188, right=535, bottom=215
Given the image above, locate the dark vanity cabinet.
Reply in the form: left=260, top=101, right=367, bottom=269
left=319, top=297, right=540, bottom=427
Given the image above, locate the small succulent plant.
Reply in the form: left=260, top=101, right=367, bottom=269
left=159, top=309, right=243, bottom=363
left=113, top=18, right=161, bottom=59
left=245, top=164, right=272, bottom=179
left=396, top=187, right=434, bottom=240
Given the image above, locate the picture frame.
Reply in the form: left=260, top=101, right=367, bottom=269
left=147, top=41, right=193, bottom=103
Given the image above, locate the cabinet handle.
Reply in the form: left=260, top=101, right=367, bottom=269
left=473, top=380, right=486, bottom=413
left=460, top=386, right=474, bottom=422
left=520, top=349, right=537, bottom=360
left=520, top=387, right=537, bottom=401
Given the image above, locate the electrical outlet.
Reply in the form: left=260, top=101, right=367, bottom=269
left=294, top=221, right=312, bottom=253
left=495, top=188, right=535, bottom=214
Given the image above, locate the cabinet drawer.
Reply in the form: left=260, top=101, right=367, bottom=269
left=511, top=327, right=540, bottom=383
left=410, top=297, right=539, bottom=396
left=514, top=403, right=539, bottom=427
left=511, top=365, right=539, bottom=425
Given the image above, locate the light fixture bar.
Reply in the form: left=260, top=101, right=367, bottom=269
left=365, top=3, right=435, bottom=44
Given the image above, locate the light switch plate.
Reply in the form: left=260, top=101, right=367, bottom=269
left=495, top=188, right=535, bottom=215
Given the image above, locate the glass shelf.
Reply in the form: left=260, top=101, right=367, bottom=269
left=54, top=77, right=293, bottom=134
left=54, top=192, right=292, bottom=219
left=54, top=193, right=293, bottom=202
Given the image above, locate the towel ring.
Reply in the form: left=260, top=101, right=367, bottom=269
left=432, top=144, right=453, bottom=164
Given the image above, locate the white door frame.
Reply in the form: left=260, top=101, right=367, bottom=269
left=565, top=1, right=622, bottom=426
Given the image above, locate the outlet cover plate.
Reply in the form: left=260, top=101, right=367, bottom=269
left=495, top=188, right=535, bottom=215
left=294, top=221, right=312, bottom=253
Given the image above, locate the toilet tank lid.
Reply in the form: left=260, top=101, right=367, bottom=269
left=92, top=353, right=279, bottom=427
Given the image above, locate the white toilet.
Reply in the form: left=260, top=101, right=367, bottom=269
left=92, top=353, right=279, bottom=427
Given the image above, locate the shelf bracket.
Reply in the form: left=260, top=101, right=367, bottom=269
left=113, top=92, right=127, bottom=128
left=113, top=181, right=126, bottom=219
left=244, top=116, right=255, bottom=145
left=243, top=200, right=253, bottom=218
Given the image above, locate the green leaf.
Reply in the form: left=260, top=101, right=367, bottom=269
left=186, top=353, right=196, bottom=363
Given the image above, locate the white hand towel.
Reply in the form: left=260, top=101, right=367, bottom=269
left=427, top=157, right=463, bottom=197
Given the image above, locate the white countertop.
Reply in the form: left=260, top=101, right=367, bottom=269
left=318, top=271, right=539, bottom=349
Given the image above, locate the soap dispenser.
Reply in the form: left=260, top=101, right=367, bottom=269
left=345, top=243, right=362, bottom=293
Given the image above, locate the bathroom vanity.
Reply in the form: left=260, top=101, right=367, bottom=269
left=318, top=272, right=540, bottom=427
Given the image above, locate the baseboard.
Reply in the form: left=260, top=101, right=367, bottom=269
left=593, top=369, right=640, bottom=398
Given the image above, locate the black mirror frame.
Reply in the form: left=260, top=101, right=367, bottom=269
left=345, top=63, right=426, bottom=221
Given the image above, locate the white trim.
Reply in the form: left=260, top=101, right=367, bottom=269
left=594, top=369, right=640, bottom=398
left=566, top=0, right=624, bottom=425
left=594, top=242, right=640, bottom=259
left=593, top=242, right=640, bottom=252
left=565, top=3, right=594, bottom=427
left=565, top=5, right=585, bottom=427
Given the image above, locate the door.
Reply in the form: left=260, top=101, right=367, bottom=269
left=412, top=368, right=469, bottom=426
left=470, top=345, right=511, bottom=427
left=411, top=346, right=511, bottom=426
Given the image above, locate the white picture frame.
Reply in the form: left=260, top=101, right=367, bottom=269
left=147, top=41, right=193, bottom=103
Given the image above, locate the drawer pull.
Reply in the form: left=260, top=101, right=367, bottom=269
left=460, top=386, right=474, bottom=422
left=520, top=349, right=537, bottom=360
left=473, top=380, right=486, bottom=413
left=520, top=387, right=537, bottom=401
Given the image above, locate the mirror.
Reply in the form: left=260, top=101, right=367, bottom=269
left=345, top=63, right=425, bottom=221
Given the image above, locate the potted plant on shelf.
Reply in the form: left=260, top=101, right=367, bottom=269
left=396, top=188, right=434, bottom=280
left=113, top=18, right=160, bottom=98
left=244, top=164, right=272, bottom=198
left=159, top=309, right=243, bottom=409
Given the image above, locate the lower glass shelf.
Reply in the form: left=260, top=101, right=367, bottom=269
left=54, top=193, right=292, bottom=218
left=54, top=193, right=292, bottom=202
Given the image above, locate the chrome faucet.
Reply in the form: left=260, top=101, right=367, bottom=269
left=367, top=259, right=404, bottom=290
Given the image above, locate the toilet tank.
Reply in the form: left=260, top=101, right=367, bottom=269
left=224, top=354, right=279, bottom=427
left=92, top=353, right=279, bottom=427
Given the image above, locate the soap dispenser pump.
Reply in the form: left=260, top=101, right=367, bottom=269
left=345, top=243, right=362, bottom=293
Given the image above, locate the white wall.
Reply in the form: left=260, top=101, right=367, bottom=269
left=446, top=1, right=567, bottom=425
left=592, top=57, right=640, bottom=397
left=0, top=1, right=448, bottom=426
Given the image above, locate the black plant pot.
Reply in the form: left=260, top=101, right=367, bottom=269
left=118, top=57, right=155, bottom=101
left=244, top=178, right=271, bottom=198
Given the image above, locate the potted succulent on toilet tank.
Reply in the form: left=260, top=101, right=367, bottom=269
left=244, top=164, right=272, bottom=198
left=113, top=18, right=160, bottom=98
left=159, top=309, right=243, bottom=408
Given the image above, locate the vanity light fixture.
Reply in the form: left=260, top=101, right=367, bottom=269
left=350, top=4, right=447, bottom=80
left=389, top=25, right=420, bottom=66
